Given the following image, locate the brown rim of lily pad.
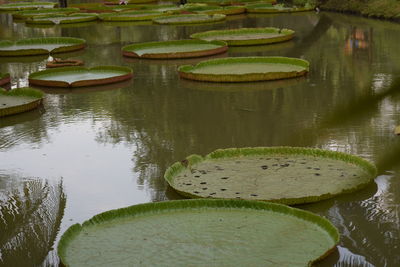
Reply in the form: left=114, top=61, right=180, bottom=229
left=122, top=39, right=228, bottom=59
left=0, top=73, right=10, bottom=86
left=46, top=58, right=84, bottom=68
left=29, top=66, right=133, bottom=88
left=0, top=87, right=44, bottom=117
left=178, top=56, right=309, bottom=82
left=164, top=147, right=377, bottom=205
left=190, top=27, right=295, bottom=46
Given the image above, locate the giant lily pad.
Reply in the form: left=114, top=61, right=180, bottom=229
left=178, top=56, right=309, bottom=82
left=98, top=10, right=163, bottom=21
left=0, top=73, right=10, bottom=86
left=246, top=3, right=314, bottom=13
left=0, top=87, right=44, bottom=117
left=58, top=199, right=339, bottom=266
left=0, top=37, right=86, bottom=56
left=12, top=8, right=81, bottom=20
left=29, top=66, right=133, bottom=87
left=191, top=27, right=294, bottom=46
left=0, top=2, right=55, bottom=11
left=25, top=13, right=98, bottom=25
left=186, top=0, right=232, bottom=5
left=164, top=147, right=377, bottom=205
left=184, top=5, right=246, bottom=15
left=153, top=14, right=226, bottom=25
left=122, top=39, right=228, bottom=59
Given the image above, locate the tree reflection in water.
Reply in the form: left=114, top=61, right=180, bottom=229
left=0, top=177, right=65, bottom=266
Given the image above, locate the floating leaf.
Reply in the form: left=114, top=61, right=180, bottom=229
left=58, top=199, right=339, bottom=266
left=165, top=147, right=377, bottom=205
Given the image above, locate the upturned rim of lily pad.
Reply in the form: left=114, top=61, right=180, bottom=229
left=122, top=39, right=228, bottom=59
left=164, top=146, right=377, bottom=205
left=28, top=65, right=133, bottom=88
left=0, top=73, right=10, bottom=86
left=246, top=3, right=314, bottom=13
left=152, top=13, right=226, bottom=25
left=0, top=87, right=44, bottom=117
left=185, top=5, right=246, bottom=15
left=0, top=2, right=55, bottom=11
left=0, top=37, right=86, bottom=56
left=57, top=199, right=340, bottom=266
left=190, top=27, right=295, bottom=46
left=25, top=13, right=98, bottom=25
left=98, top=10, right=163, bottom=21
left=11, top=8, right=81, bottom=20
left=178, top=56, right=309, bottom=82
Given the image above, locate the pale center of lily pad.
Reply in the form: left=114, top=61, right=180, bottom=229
left=64, top=208, right=335, bottom=266
left=172, top=155, right=371, bottom=200
left=33, top=15, right=92, bottom=22
left=132, top=43, right=223, bottom=56
left=0, top=96, right=38, bottom=108
left=190, top=63, right=305, bottom=75
left=156, top=15, right=219, bottom=23
left=35, top=70, right=127, bottom=84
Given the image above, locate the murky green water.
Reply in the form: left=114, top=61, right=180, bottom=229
left=0, top=8, right=400, bottom=267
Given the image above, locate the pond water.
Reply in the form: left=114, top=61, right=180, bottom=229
left=0, top=8, right=400, bottom=267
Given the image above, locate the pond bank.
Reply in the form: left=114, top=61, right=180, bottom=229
left=319, top=0, right=400, bottom=21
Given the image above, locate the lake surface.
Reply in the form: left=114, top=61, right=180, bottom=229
left=0, top=8, right=400, bottom=267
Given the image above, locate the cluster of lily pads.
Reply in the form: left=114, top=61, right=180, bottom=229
left=0, top=1, right=379, bottom=266
left=1, top=0, right=315, bottom=26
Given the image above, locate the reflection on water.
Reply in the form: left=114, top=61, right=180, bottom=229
left=1, top=10, right=400, bottom=266
left=0, top=177, right=65, bottom=266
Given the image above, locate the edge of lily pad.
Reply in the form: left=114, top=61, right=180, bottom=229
left=164, top=147, right=377, bottom=205
left=122, top=39, right=228, bottom=59
left=98, top=10, right=163, bottom=21
left=0, top=37, right=86, bottom=56
left=190, top=27, right=295, bottom=46
left=152, top=14, right=226, bottom=25
left=25, top=13, right=98, bottom=25
left=178, top=56, right=309, bottom=82
left=0, top=87, right=44, bottom=117
left=28, top=65, right=133, bottom=87
left=57, top=198, right=340, bottom=266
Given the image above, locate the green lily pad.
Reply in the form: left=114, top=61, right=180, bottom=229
left=98, top=10, right=163, bottom=21
left=153, top=14, right=226, bottom=25
left=186, top=0, right=232, bottom=5
left=58, top=199, right=339, bottom=266
left=25, top=13, right=98, bottom=25
left=122, top=39, right=228, bottom=59
left=178, top=56, right=309, bottom=82
left=104, top=0, right=157, bottom=4
left=0, top=2, right=55, bottom=11
left=12, top=8, right=81, bottom=20
left=0, top=87, right=44, bottom=117
left=0, top=37, right=86, bottom=56
left=29, top=66, right=133, bottom=87
left=164, top=147, right=377, bottom=205
left=185, top=5, right=246, bottom=15
left=246, top=3, right=314, bottom=13
left=0, top=72, right=10, bottom=86
left=191, top=27, right=294, bottom=46
left=136, top=4, right=182, bottom=13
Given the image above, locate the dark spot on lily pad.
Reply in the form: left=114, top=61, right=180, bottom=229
left=281, top=164, right=289, bottom=167
left=220, top=188, right=227, bottom=191
left=251, top=194, right=258, bottom=196
left=186, top=183, right=192, bottom=185
left=210, top=192, right=216, bottom=195
left=194, top=191, right=199, bottom=193
left=314, top=173, right=321, bottom=176
left=261, top=165, right=268, bottom=170
left=202, top=188, right=207, bottom=190
left=200, top=182, right=207, bottom=184
left=194, top=175, right=200, bottom=178
left=235, top=192, right=240, bottom=194
left=221, top=177, right=229, bottom=179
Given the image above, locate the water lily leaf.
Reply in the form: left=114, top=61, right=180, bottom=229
left=0, top=87, right=44, bottom=117
left=58, top=199, right=339, bottom=266
left=164, top=147, right=377, bottom=204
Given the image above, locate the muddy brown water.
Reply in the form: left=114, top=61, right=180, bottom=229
left=0, top=9, right=400, bottom=266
